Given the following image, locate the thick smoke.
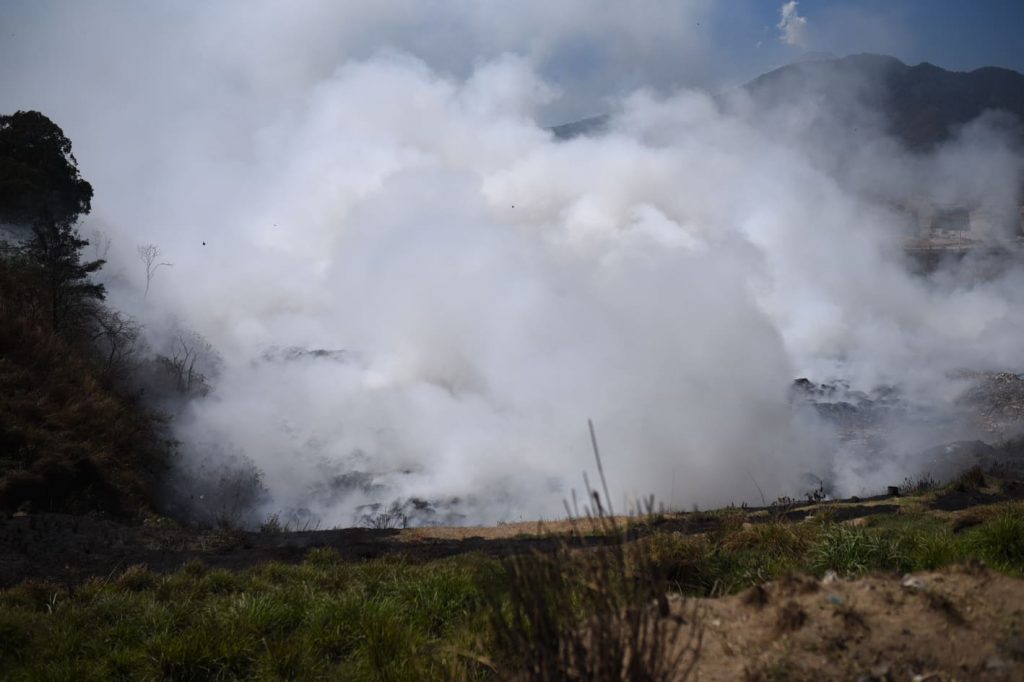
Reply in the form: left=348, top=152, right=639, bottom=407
left=2, top=3, right=1022, bottom=526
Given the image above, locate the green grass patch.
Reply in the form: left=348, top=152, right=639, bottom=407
left=2, top=502, right=1024, bottom=679
left=809, top=524, right=912, bottom=575
left=0, top=554, right=490, bottom=681
left=968, top=503, right=1024, bottom=571
left=641, top=504, right=1024, bottom=597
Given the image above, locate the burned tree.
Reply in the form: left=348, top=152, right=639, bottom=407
left=89, top=307, right=144, bottom=382
left=137, top=243, right=172, bottom=299
left=157, top=330, right=220, bottom=396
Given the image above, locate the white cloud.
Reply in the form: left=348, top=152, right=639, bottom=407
left=778, top=1, right=809, bottom=47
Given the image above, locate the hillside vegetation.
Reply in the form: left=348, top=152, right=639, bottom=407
left=0, top=267, right=167, bottom=516
left=0, top=111, right=169, bottom=518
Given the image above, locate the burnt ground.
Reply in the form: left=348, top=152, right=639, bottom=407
left=1, top=510, right=691, bottom=588
left=0, top=498, right=932, bottom=588
left=0, top=514, right=556, bottom=588
left=930, top=488, right=1015, bottom=512
left=2, top=483, right=1022, bottom=589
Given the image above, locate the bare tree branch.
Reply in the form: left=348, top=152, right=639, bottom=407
left=137, top=243, right=172, bottom=299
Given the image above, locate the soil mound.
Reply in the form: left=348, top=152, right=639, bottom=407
left=669, top=567, right=1024, bottom=681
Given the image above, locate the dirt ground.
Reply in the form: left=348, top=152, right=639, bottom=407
left=672, top=566, right=1024, bottom=681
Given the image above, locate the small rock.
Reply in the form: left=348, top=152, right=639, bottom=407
left=901, top=574, right=925, bottom=590
left=822, top=570, right=840, bottom=585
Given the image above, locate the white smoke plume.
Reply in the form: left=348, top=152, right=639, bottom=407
left=2, top=3, right=1022, bottom=526
left=778, top=1, right=809, bottom=48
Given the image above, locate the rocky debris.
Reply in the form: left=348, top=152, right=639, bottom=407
left=355, top=496, right=467, bottom=529
left=792, top=372, right=1024, bottom=495
left=257, top=346, right=353, bottom=364
left=791, top=378, right=902, bottom=435
left=956, top=371, right=1024, bottom=436
left=793, top=371, right=1024, bottom=440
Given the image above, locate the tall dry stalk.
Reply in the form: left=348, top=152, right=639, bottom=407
left=483, top=420, right=702, bottom=681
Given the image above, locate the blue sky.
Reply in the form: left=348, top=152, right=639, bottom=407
left=1, top=1, right=1022, bottom=124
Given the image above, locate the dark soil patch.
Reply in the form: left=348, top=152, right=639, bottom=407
left=0, top=481, right=1015, bottom=588
left=0, top=513, right=621, bottom=588
left=931, top=489, right=1012, bottom=512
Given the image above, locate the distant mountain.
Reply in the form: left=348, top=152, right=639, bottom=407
left=744, top=53, right=1024, bottom=151
left=550, top=114, right=610, bottom=140
left=550, top=55, right=1024, bottom=151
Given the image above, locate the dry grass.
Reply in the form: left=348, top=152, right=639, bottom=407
left=482, top=422, right=703, bottom=681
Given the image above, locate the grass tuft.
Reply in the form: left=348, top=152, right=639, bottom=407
left=810, top=525, right=910, bottom=576
left=970, top=505, right=1024, bottom=569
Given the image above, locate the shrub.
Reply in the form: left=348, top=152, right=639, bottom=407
left=305, top=547, right=342, bottom=568
left=901, top=472, right=938, bottom=496
left=910, top=530, right=966, bottom=570
left=971, top=506, right=1024, bottom=568
left=955, top=465, right=987, bottom=491
left=115, top=564, right=157, bottom=593
left=810, top=525, right=910, bottom=575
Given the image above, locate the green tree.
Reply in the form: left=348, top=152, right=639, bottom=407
left=0, top=111, right=104, bottom=333
left=0, top=110, right=93, bottom=227
left=24, top=218, right=106, bottom=332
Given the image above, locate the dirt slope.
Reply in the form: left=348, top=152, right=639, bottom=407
left=670, top=566, right=1024, bottom=681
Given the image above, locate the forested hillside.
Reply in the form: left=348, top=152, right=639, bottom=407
left=0, top=111, right=169, bottom=517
